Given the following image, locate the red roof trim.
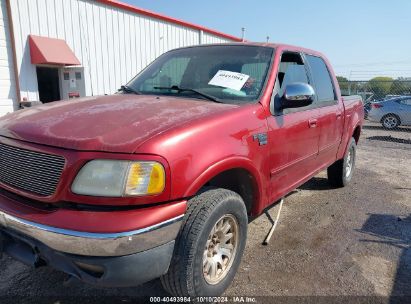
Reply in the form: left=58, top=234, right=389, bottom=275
left=96, top=0, right=243, bottom=42
left=29, top=35, right=81, bottom=66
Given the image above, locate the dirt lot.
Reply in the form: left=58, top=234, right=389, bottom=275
left=0, top=121, right=410, bottom=303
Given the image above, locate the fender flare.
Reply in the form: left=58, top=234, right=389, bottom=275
left=337, top=106, right=362, bottom=160
left=343, top=121, right=362, bottom=157
left=183, top=156, right=264, bottom=212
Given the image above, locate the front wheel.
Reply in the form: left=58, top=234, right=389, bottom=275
left=161, top=188, right=247, bottom=297
left=327, top=137, right=357, bottom=187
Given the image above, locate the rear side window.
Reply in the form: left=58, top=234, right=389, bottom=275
left=306, top=55, right=335, bottom=103
left=400, top=99, right=411, bottom=106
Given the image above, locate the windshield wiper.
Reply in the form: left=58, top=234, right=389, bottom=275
left=118, top=85, right=141, bottom=95
left=153, top=85, right=221, bottom=103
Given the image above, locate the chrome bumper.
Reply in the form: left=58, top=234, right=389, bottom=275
left=0, top=210, right=184, bottom=257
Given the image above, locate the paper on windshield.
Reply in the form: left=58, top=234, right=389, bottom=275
left=208, top=70, right=250, bottom=91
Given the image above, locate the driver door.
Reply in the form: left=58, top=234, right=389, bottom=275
left=266, top=51, right=321, bottom=204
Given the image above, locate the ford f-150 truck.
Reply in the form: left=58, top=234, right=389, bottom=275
left=0, top=43, right=363, bottom=296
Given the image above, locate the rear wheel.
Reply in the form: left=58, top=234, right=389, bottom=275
left=327, top=138, right=357, bottom=187
left=161, top=188, right=247, bottom=297
left=381, top=114, right=400, bottom=129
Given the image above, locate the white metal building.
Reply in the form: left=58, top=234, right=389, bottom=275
left=0, top=0, right=241, bottom=116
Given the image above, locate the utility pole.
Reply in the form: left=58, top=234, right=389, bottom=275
left=241, top=27, right=246, bottom=42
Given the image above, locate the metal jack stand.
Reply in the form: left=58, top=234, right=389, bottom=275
left=263, top=197, right=284, bottom=245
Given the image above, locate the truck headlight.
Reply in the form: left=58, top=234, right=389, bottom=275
left=71, top=160, right=165, bottom=197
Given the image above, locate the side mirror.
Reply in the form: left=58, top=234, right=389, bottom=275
left=281, top=83, right=315, bottom=109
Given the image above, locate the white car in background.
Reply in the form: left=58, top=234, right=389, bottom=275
left=368, top=96, right=411, bottom=129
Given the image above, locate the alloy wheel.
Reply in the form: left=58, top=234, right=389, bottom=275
left=203, top=214, right=239, bottom=285
left=383, top=116, right=398, bottom=129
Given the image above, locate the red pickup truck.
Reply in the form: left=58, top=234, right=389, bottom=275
left=0, top=43, right=363, bottom=296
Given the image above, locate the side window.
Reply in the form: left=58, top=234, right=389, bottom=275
left=277, top=52, right=309, bottom=97
left=272, top=52, right=311, bottom=114
left=400, top=99, right=411, bottom=106
left=305, top=55, right=336, bottom=103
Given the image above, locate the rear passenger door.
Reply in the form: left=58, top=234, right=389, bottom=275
left=304, top=54, right=344, bottom=166
left=398, top=98, right=411, bottom=124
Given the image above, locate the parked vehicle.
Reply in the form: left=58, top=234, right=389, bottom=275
left=0, top=43, right=363, bottom=296
left=364, top=100, right=372, bottom=119
left=368, top=96, right=411, bottom=129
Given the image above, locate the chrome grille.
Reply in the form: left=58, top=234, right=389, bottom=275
left=0, top=143, right=65, bottom=196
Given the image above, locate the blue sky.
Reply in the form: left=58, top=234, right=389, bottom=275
left=123, top=0, right=411, bottom=80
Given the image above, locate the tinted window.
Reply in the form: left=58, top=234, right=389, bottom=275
left=306, top=55, right=335, bottom=103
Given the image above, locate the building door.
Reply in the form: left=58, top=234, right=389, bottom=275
left=36, top=67, right=60, bottom=103
left=60, top=67, right=86, bottom=100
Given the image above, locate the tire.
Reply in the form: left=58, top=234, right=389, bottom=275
left=381, top=114, right=400, bottom=129
left=327, top=138, right=357, bottom=187
left=161, top=188, right=248, bottom=297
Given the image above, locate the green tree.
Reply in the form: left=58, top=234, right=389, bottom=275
left=336, top=76, right=362, bottom=95
left=336, top=76, right=350, bottom=94
left=368, top=77, right=394, bottom=99
left=390, top=78, right=411, bottom=95
left=336, top=76, right=349, bottom=82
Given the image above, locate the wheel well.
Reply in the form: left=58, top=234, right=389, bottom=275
left=201, top=168, right=257, bottom=214
left=353, top=125, right=361, bottom=144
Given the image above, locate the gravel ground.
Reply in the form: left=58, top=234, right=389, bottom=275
left=0, top=121, right=410, bottom=303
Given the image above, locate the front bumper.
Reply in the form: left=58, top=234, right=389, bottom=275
left=0, top=228, right=176, bottom=287
left=0, top=190, right=187, bottom=286
left=0, top=197, right=186, bottom=287
left=0, top=209, right=183, bottom=256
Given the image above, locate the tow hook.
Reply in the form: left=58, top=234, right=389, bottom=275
left=33, top=254, right=46, bottom=268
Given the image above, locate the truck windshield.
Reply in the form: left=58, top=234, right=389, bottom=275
left=125, top=45, right=274, bottom=104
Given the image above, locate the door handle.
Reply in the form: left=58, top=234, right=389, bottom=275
left=308, top=119, right=318, bottom=128
left=336, top=112, right=342, bottom=119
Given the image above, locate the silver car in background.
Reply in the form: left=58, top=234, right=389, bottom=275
left=368, top=96, right=411, bottom=129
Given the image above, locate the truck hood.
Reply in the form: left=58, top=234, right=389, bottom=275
left=0, top=94, right=235, bottom=153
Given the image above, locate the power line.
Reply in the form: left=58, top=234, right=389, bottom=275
left=334, top=60, right=411, bottom=68
left=337, top=70, right=411, bottom=72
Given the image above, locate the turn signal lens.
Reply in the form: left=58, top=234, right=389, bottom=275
left=125, top=162, right=165, bottom=196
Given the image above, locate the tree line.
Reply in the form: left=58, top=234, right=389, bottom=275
left=336, top=76, right=411, bottom=100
